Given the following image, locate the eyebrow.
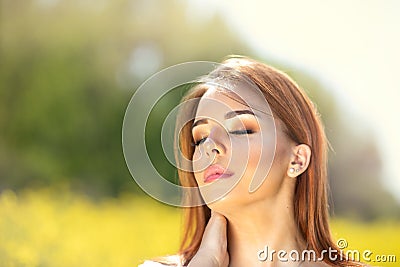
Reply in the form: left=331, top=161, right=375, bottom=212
left=192, top=110, right=256, bottom=130
left=192, top=119, right=208, bottom=129
left=224, top=110, right=256, bottom=119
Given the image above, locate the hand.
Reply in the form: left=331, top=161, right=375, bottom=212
left=188, top=211, right=229, bottom=267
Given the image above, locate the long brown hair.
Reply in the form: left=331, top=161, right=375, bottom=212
left=174, top=56, right=363, bottom=266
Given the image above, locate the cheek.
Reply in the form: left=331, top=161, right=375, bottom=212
left=192, top=149, right=199, bottom=167
left=192, top=148, right=206, bottom=186
left=261, top=133, right=293, bottom=188
left=241, top=135, right=274, bottom=176
left=248, top=141, right=263, bottom=166
left=223, top=137, right=263, bottom=192
left=227, top=133, right=277, bottom=197
left=193, top=172, right=201, bottom=186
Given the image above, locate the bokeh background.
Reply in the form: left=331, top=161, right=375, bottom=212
left=1, top=0, right=399, bottom=266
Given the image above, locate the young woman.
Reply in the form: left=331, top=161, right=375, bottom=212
left=140, top=56, right=365, bottom=267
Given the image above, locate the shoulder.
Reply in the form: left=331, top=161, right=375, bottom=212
left=138, top=255, right=184, bottom=267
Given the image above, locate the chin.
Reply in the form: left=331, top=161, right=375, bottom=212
left=205, top=189, right=251, bottom=213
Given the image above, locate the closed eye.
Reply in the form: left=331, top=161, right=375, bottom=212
left=193, top=130, right=254, bottom=146
left=229, top=129, right=254, bottom=135
left=192, top=137, right=207, bottom=147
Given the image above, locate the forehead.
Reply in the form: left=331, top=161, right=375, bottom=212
left=195, top=86, right=272, bottom=120
left=196, top=90, right=247, bottom=117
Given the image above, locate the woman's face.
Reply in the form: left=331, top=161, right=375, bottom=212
left=191, top=86, right=295, bottom=211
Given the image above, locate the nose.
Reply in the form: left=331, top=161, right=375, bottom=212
left=204, top=139, right=220, bottom=156
left=203, top=128, right=227, bottom=157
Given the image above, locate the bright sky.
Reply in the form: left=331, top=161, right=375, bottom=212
left=188, top=0, right=400, bottom=201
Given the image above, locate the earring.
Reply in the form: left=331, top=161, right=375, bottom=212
left=296, top=169, right=300, bottom=172
left=289, top=168, right=295, bottom=173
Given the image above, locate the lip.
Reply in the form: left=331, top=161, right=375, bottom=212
left=204, top=164, right=234, bottom=183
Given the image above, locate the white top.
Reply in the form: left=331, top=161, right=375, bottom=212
left=139, top=261, right=171, bottom=267
left=138, top=255, right=184, bottom=267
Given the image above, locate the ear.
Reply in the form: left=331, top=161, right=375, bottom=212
left=287, top=144, right=311, bottom=178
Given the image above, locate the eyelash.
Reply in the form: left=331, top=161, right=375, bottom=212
left=192, top=129, right=254, bottom=147
left=192, top=138, right=206, bottom=147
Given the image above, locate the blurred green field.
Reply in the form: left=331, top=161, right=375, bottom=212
left=0, top=188, right=398, bottom=267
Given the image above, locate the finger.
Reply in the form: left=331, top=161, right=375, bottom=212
left=193, top=212, right=229, bottom=267
left=200, top=212, right=227, bottom=248
left=204, top=212, right=226, bottom=237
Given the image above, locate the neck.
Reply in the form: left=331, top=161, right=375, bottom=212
left=222, top=188, right=306, bottom=267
